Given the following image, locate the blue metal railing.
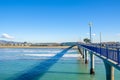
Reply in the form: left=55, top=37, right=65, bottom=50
left=78, top=44, right=120, bottom=65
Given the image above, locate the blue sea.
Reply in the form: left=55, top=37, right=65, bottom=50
left=0, top=48, right=120, bottom=80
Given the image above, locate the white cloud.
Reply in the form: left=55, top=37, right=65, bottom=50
left=92, top=33, right=96, bottom=36
left=1, top=33, right=14, bottom=39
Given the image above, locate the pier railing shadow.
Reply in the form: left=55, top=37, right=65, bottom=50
left=7, top=45, right=74, bottom=80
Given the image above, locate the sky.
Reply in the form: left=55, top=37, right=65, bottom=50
left=0, top=0, right=120, bottom=43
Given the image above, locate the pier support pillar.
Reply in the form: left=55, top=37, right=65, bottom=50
left=78, top=47, right=82, bottom=55
left=90, top=52, right=95, bottom=74
left=104, top=62, right=114, bottom=80
left=78, top=47, right=84, bottom=58
left=82, top=48, right=85, bottom=59
left=85, top=49, right=88, bottom=64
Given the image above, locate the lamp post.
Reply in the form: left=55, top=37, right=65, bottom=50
left=88, top=22, right=95, bottom=74
left=89, top=22, right=92, bottom=43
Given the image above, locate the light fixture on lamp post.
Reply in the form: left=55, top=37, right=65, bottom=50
left=100, top=32, right=101, bottom=44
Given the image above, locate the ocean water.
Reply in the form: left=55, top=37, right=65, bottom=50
left=0, top=48, right=120, bottom=80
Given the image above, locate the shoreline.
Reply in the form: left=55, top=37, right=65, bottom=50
left=0, top=46, right=77, bottom=49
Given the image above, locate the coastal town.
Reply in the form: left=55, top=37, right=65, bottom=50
left=0, top=40, right=120, bottom=48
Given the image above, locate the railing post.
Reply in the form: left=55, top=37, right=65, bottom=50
left=100, top=44, right=101, bottom=55
left=106, top=45, right=108, bottom=59
left=117, top=48, right=120, bottom=65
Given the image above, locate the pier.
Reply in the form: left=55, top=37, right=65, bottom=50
left=77, top=43, right=120, bottom=80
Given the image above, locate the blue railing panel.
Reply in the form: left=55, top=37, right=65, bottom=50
left=108, top=49, right=118, bottom=62
left=101, top=48, right=107, bottom=57
left=79, top=44, right=120, bottom=65
left=119, top=51, right=120, bottom=64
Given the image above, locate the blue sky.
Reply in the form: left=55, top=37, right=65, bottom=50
left=0, top=0, right=120, bottom=43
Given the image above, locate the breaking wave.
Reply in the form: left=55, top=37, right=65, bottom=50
left=24, top=54, right=82, bottom=58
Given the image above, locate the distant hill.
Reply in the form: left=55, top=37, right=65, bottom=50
left=0, top=40, right=22, bottom=44
left=0, top=40, right=61, bottom=46
left=0, top=40, right=15, bottom=44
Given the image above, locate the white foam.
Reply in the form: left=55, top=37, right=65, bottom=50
left=0, top=49, right=76, bottom=53
left=22, top=50, right=76, bottom=53
left=63, top=54, right=82, bottom=57
left=1, top=49, right=61, bottom=53
left=24, top=54, right=82, bottom=58
left=24, top=54, right=55, bottom=57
